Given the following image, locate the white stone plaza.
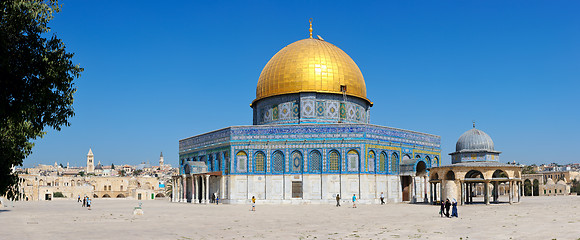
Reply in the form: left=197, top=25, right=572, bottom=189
left=1, top=196, right=579, bottom=239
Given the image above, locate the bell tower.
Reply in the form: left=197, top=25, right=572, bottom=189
left=87, top=148, right=95, bottom=173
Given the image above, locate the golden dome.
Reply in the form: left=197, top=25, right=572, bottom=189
left=253, top=38, right=371, bottom=105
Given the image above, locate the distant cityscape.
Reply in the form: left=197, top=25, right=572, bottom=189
left=12, top=149, right=178, bottom=201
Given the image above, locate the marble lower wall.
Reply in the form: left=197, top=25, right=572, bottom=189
left=223, top=174, right=428, bottom=204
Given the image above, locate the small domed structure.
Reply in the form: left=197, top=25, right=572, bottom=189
left=456, top=128, right=495, bottom=152
left=450, top=126, right=501, bottom=164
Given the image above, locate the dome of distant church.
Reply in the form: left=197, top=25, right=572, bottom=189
left=456, top=128, right=495, bottom=152
left=253, top=38, right=370, bottom=105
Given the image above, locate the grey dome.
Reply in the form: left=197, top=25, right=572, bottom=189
left=456, top=128, right=494, bottom=152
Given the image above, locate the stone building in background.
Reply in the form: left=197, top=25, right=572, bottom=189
left=12, top=149, right=176, bottom=201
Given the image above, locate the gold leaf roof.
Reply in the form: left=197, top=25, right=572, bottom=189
left=253, top=38, right=370, bottom=106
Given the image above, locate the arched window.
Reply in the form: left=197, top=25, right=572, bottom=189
left=434, top=157, right=439, bottom=166
left=347, top=150, right=359, bottom=172
left=391, top=152, right=399, bottom=173
left=379, top=152, right=387, bottom=172
left=309, top=150, right=322, bottom=173
left=272, top=151, right=284, bottom=173
left=215, top=153, right=222, bottom=171
left=328, top=150, right=340, bottom=172
left=291, top=151, right=303, bottom=173
left=415, top=154, right=421, bottom=160
left=236, top=151, right=247, bottom=172
left=225, top=151, right=230, bottom=174
left=254, top=151, right=265, bottom=172
left=368, top=151, right=375, bottom=172
left=208, top=155, right=213, bottom=171
left=425, top=156, right=431, bottom=167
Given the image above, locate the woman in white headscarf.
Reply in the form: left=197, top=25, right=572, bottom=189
left=451, top=198, right=458, bottom=217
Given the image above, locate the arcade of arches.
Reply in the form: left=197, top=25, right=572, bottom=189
left=429, top=164, right=523, bottom=205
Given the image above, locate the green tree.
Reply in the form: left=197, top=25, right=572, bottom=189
left=571, top=179, right=580, bottom=194
left=133, top=169, right=143, bottom=176
left=111, top=163, right=115, bottom=169
left=0, top=0, right=83, bottom=197
left=522, top=165, right=536, bottom=174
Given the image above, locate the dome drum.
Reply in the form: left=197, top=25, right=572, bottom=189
left=252, top=92, right=370, bottom=125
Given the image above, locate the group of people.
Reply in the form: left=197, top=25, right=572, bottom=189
left=78, top=195, right=91, bottom=210
left=210, top=193, right=220, bottom=205
left=440, top=198, right=458, bottom=218
left=334, top=194, right=360, bottom=208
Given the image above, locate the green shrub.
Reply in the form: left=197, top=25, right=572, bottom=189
left=53, top=192, right=65, bottom=198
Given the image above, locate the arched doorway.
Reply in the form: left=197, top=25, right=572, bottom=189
left=116, top=194, right=125, bottom=198
left=415, top=161, right=428, bottom=203
left=416, top=161, right=427, bottom=177
left=464, top=170, right=484, bottom=204
left=533, top=179, right=540, bottom=196
left=155, top=193, right=165, bottom=198
left=446, top=170, right=456, bottom=180
left=102, top=194, right=111, bottom=198
left=524, top=179, right=532, bottom=196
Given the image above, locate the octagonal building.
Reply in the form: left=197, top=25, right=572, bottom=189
left=173, top=24, right=441, bottom=204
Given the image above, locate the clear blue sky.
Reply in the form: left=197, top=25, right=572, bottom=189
left=24, top=1, right=580, bottom=167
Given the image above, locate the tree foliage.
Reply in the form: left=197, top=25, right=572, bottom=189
left=0, top=0, right=82, bottom=197
left=571, top=179, right=580, bottom=194
left=522, top=165, right=536, bottom=174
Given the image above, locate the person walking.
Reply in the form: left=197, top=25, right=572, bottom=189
left=216, top=195, right=219, bottom=205
left=336, top=194, right=341, bottom=207
left=352, top=194, right=357, bottom=208
left=87, top=198, right=91, bottom=210
left=439, top=200, right=445, bottom=217
left=444, top=198, right=451, bottom=217
left=251, top=196, right=256, bottom=211
left=77, top=195, right=81, bottom=203
left=82, top=196, right=86, bottom=207
left=451, top=199, right=458, bottom=217
left=380, top=192, right=385, bottom=205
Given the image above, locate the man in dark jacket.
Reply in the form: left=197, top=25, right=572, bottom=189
left=444, top=198, right=451, bottom=217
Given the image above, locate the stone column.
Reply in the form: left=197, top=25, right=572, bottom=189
left=205, top=175, right=210, bottom=204
left=494, top=182, right=499, bottom=203
left=191, top=175, right=195, bottom=203
left=518, top=181, right=524, bottom=202
left=220, top=176, right=225, bottom=200
left=176, top=177, right=180, bottom=202
left=429, top=183, right=433, bottom=204
left=199, top=175, right=205, bottom=203
left=484, top=181, right=490, bottom=205
left=193, top=176, right=198, bottom=204
left=508, top=181, right=513, bottom=204
left=460, top=181, right=465, bottom=205
left=182, top=175, right=186, bottom=202
left=470, top=183, right=473, bottom=203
